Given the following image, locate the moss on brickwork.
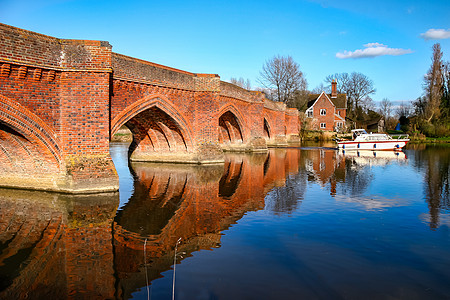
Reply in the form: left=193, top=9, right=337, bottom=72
left=61, top=155, right=119, bottom=193
left=195, top=142, right=224, bottom=161
left=0, top=23, right=302, bottom=193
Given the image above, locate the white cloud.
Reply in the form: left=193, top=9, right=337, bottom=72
left=334, top=194, right=408, bottom=211
left=336, top=43, right=413, bottom=59
left=420, top=29, right=450, bottom=40
left=363, top=42, right=385, bottom=48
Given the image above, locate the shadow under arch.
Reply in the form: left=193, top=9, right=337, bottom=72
left=0, top=94, right=61, bottom=164
left=217, top=104, right=246, bottom=144
left=263, top=117, right=271, bottom=139
left=218, top=159, right=244, bottom=199
left=110, top=94, right=194, bottom=152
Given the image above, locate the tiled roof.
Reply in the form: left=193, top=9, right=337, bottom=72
left=307, top=93, right=347, bottom=109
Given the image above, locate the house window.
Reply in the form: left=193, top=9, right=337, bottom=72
left=337, top=111, right=341, bottom=116
left=336, top=122, right=343, bottom=128
left=320, top=123, right=326, bottom=129
left=320, top=109, right=326, bottom=116
left=307, top=110, right=313, bottom=118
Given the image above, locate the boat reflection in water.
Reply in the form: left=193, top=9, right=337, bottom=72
left=339, top=149, right=407, bottom=166
left=1, top=145, right=449, bottom=299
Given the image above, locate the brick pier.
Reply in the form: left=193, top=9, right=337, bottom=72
left=0, top=23, right=300, bottom=193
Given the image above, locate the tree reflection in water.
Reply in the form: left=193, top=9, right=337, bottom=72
left=409, top=144, right=450, bottom=229
left=113, top=149, right=304, bottom=298
left=1, top=145, right=449, bottom=298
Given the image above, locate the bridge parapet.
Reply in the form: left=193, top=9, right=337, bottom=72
left=0, top=23, right=300, bottom=193
left=113, top=53, right=221, bottom=92
left=112, top=53, right=195, bottom=90
left=219, top=81, right=262, bottom=103
left=263, top=98, right=287, bottom=111
left=0, top=23, right=112, bottom=71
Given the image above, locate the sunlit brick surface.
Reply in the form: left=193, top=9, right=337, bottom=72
left=0, top=23, right=300, bottom=192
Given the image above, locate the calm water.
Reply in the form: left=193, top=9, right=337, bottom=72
left=0, top=143, right=449, bottom=299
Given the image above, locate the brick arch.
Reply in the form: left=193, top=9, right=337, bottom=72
left=126, top=107, right=190, bottom=154
left=111, top=94, right=194, bottom=151
left=217, top=105, right=246, bottom=144
left=0, top=94, right=61, bottom=164
left=219, top=160, right=243, bottom=199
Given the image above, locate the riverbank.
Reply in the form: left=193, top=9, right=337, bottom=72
left=300, top=130, right=336, bottom=141
left=111, top=127, right=450, bottom=145
left=409, top=136, right=450, bottom=144
left=111, top=127, right=133, bottom=143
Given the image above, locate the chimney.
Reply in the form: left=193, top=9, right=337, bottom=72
left=331, top=79, right=337, bottom=98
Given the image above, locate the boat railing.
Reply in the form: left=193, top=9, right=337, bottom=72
left=390, top=134, right=409, bottom=140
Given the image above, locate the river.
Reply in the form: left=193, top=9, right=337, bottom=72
left=0, top=143, right=449, bottom=299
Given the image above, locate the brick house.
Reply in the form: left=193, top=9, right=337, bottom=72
left=305, top=80, right=347, bottom=132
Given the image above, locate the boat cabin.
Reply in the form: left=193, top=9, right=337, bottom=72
left=352, top=129, right=367, bottom=140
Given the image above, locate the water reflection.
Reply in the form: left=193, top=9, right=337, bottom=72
left=113, top=150, right=302, bottom=298
left=1, top=144, right=449, bottom=298
left=408, top=144, right=450, bottom=229
left=0, top=190, right=119, bottom=299
left=339, top=150, right=409, bottom=197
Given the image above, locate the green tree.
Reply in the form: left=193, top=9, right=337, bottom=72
left=441, top=61, right=450, bottom=119
left=414, top=43, right=450, bottom=137
left=423, top=43, right=444, bottom=122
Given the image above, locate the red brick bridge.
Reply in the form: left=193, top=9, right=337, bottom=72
left=0, top=23, right=300, bottom=193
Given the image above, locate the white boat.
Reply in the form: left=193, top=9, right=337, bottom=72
left=336, top=129, right=410, bottom=150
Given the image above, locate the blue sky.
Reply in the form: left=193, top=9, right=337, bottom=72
left=1, top=0, right=449, bottom=104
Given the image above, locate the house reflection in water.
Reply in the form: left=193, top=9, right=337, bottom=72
left=303, top=148, right=346, bottom=196
left=0, top=147, right=420, bottom=299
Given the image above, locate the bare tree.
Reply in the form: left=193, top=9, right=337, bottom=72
left=258, top=55, right=307, bottom=105
left=255, top=87, right=276, bottom=101
left=378, top=98, right=397, bottom=129
left=348, top=72, right=376, bottom=112
left=311, top=83, right=325, bottom=94
left=325, top=72, right=376, bottom=119
left=379, top=98, right=393, bottom=119
left=396, top=101, right=413, bottom=118
left=360, top=96, right=375, bottom=113
left=325, top=73, right=351, bottom=94
left=423, top=43, right=444, bottom=122
left=230, top=77, right=252, bottom=90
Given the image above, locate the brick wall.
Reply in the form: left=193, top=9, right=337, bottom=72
left=0, top=23, right=300, bottom=191
left=312, top=93, right=336, bottom=131
left=0, top=22, right=118, bottom=192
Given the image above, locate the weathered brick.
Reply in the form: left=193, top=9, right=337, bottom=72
left=0, top=22, right=300, bottom=192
